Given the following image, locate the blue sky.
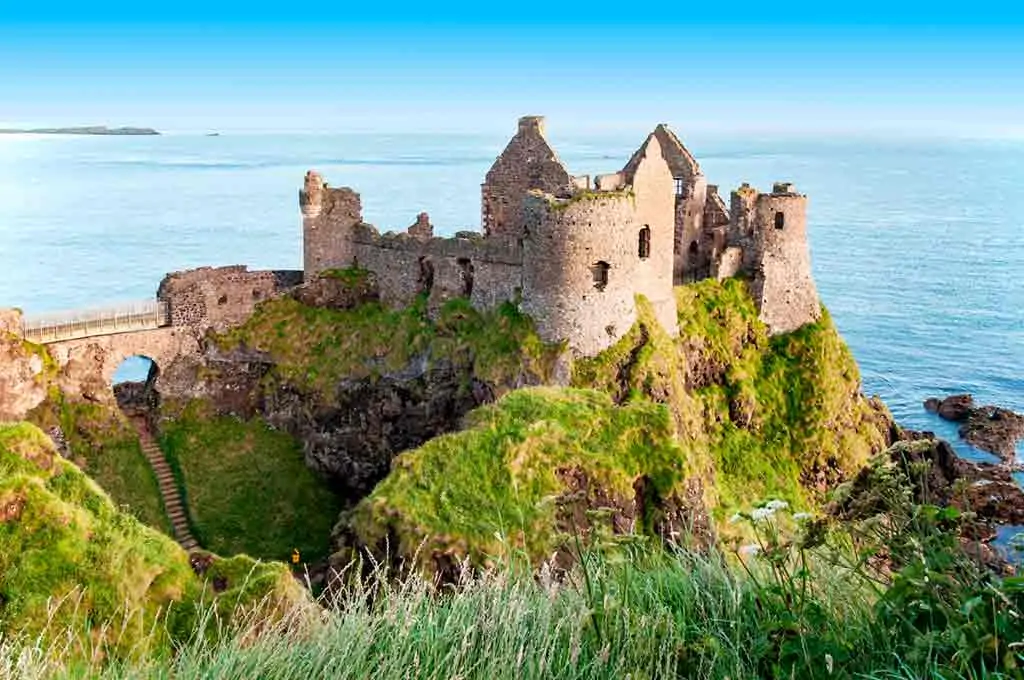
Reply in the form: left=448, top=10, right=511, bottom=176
left=1, top=2, right=1022, bottom=136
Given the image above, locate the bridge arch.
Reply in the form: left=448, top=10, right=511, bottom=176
left=45, top=327, right=201, bottom=402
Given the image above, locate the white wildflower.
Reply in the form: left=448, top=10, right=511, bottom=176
left=792, top=512, right=812, bottom=522
left=825, top=653, right=834, bottom=675
left=751, top=506, right=775, bottom=522
left=765, top=499, right=789, bottom=512
left=739, top=543, right=761, bottom=557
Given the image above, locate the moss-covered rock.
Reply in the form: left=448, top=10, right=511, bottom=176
left=0, top=422, right=309, bottom=665
left=336, top=387, right=704, bottom=576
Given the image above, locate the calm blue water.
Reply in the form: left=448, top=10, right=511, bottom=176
left=1, top=131, right=1022, bottom=459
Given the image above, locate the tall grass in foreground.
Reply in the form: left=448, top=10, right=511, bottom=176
left=3, top=540, right=1016, bottom=680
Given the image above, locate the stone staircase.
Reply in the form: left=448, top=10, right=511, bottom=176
left=132, top=418, right=199, bottom=552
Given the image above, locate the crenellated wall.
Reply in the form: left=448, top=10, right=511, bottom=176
left=348, top=226, right=523, bottom=311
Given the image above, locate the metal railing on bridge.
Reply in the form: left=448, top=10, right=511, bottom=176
left=21, top=300, right=170, bottom=344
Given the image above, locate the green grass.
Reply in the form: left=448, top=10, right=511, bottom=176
left=26, top=396, right=170, bottom=535
left=0, top=422, right=309, bottom=668
left=5, top=532, right=1020, bottom=679
left=344, top=387, right=691, bottom=570
left=159, top=403, right=342, bottom=563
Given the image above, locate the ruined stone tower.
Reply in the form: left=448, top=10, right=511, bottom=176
left=747, top=183, right=820, bottom=334
left=521, top=135, right=677, bottom=356
left=301, top=171, right=362, bottom=275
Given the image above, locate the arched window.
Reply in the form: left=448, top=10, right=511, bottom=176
left=774, top=211, right=785, bottom=229
left=638, top=226, right=651, bottom=260
left=591, top=261, right=610, bottom=292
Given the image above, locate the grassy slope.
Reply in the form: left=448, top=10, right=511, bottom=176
left=159, top=403, right=341, bottom=563
left=13, top=330, right=170, bottom=535
left=0, top=422, right=307, bottom=666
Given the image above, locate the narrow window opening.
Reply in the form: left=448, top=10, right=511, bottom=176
left=217, top=295, right=228, bottom=306
left=638, top=226, right=651, bottom=260
left=457, top=257, right=475, bottom=297
left=417, top=256, right=435, bottom=295
left=774, top=211, right=785, bottom=229
left=674, top=178, right=685, bottom=196
left=591, top=261, right=610, bottom=292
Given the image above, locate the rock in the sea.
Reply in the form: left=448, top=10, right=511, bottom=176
left=925, top=394, right=1024, bottom=462
left=924, top=393, right=974, bottom=421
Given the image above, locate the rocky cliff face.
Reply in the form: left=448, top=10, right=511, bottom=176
left=0, top=332, right=52, bottom=421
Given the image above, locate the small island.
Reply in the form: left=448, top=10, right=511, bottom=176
left=0, top=125, right=160, bottom=136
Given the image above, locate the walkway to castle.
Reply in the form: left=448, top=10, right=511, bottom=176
left=21, top=300, right=170, bottom=344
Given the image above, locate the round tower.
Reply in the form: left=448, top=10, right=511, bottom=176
left=520, top=191, right=640, bottom=356
left=300, top=170, right=362, bottom=277
left=751, top=183, right=820, bottom=334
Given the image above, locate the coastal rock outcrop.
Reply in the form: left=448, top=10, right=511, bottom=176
left=0, top=330, right=51, bottom=421
left=925, top=394, right=1024, bottom=461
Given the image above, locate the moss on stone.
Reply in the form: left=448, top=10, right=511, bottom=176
left=0, top=422, right=307, bottom=665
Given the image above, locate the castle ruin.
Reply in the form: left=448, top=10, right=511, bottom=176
left=299, top=115, right=821, bottom=356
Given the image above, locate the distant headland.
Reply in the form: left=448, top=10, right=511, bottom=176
left=0, top=125, right=160, bottom=136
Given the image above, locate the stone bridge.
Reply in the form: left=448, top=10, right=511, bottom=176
left=1, top=265, right=304, bottom=406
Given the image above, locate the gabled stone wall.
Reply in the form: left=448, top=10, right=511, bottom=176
left=481, top=116, right=573, bottom=238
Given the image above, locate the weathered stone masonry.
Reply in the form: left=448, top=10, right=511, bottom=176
left=301, top=115, right=821, bottom=356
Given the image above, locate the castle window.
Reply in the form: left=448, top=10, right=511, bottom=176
left=591, top=261, right=610, bottom=292
left=457, top=257, right=475, bottom=297
left=217, top=295, right=228, bottom=306
left=674, top=178, right=685, bottom=196
left=417, top=256, right=435, bottom=295
left=774, top=211, right=785, bottom=229
left=638, top=226, right=651, bottom=260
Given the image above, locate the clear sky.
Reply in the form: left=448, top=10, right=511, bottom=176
left=1, top=1, right=1022, bottom=136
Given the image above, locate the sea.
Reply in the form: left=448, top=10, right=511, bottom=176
left=1, top=130, right=1022, bottom=466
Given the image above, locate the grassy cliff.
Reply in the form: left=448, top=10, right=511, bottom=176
left=339, top=277, right=890, bottom=569
left=0, top=421, right=309, bottom=666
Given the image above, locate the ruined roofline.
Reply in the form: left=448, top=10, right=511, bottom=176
left=483, top=115, right=573, bottom=185
left=621, top=123, right=702, bottom=183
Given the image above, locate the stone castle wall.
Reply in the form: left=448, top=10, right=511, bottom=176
left=0, top=308, right=22, bottom=335
left=349, top=226, right=523, bottom=311
left=157, top=266, right=303, bottom=335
